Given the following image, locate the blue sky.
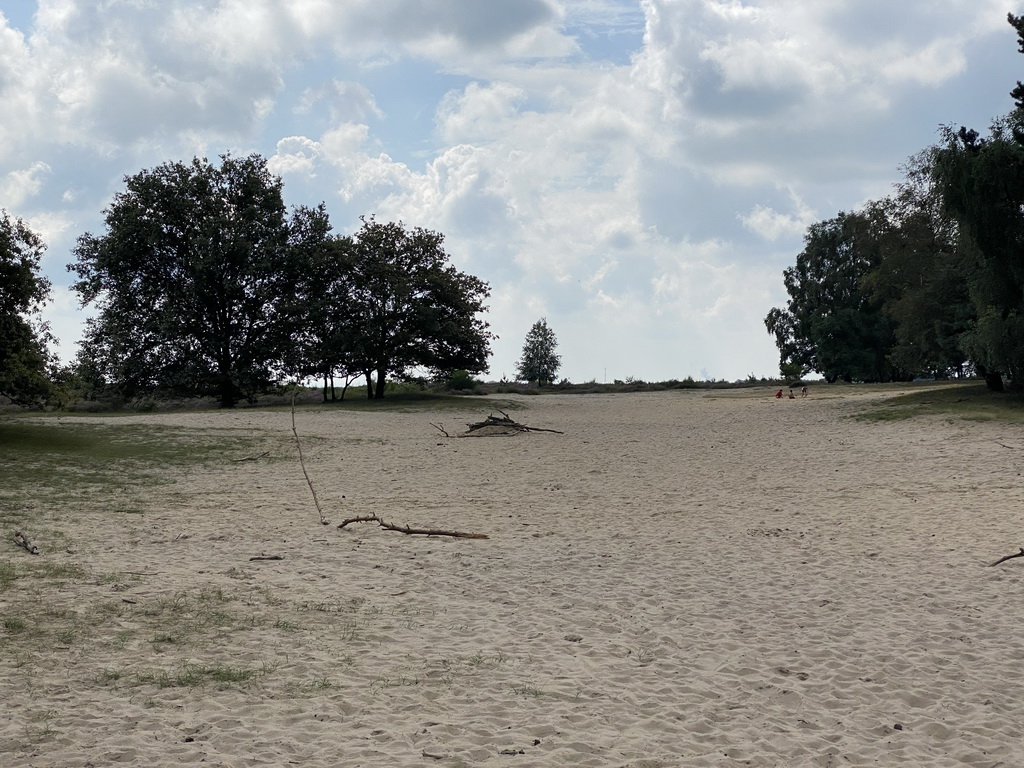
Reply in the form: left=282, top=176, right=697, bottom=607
left=2, top=0, right=1022, bottom=383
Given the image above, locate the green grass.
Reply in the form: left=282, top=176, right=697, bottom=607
left=0, top=418, right=271, bottom=527
left=857, top=383, right=1024, bottom=422
left=289, top=392, right=523, bottom=414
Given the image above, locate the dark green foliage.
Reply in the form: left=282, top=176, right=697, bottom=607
left=324, top=217, right=493, bottom=399
left=69, top=154, right=331, bottom=407
left=931, top=119, right=1024, bottom=390
left=861, top=159, right=974, bottom=379
left=0, top=210, right=54, bottom=406
left=445, top=369, right=479, bottom=391
left=516, top=318, right=561, bottom=385
left=765, top=212, right=897, bottom=383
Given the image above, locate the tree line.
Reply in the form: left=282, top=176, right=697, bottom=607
left=2, top=154, right=494, bottom=408
left=767, top=12, right=1024, bottom=391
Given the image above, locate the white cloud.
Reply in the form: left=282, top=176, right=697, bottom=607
left=0, top=162, right=51, bottom=207
left=740, top=194, right=817, bottom=241
left=3, top=0, right=1022, bottom=383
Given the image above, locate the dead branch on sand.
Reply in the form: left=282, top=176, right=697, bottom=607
left=233, top=451, right=271, bottom=462
left=290, top=398, right=488, bottom=540
left=460, top=410, right=564, bottom=437
left=291, top=397, right=330, bottom=525
left=989, top=547, right=1024, bottom=566
left=338, top=514, right=489, bottom=539
left=13, top=530, right=40, bottom=554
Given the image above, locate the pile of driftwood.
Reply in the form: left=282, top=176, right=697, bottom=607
left=431, top=410, right=564, bottom=438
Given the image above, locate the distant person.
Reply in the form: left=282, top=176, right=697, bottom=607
left=788, top=389, right=795, bottom=399
left=775, top=389, right=783, bottom=399
left=801, top=386, right=808, bottom=397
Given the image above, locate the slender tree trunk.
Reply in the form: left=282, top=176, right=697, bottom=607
left=365, top=371, right=374, bottom=399
left=375, top=367, right=387, bottom=399
left=330, top=373, right=337, bottom=401
left=322, top=376, right=328, bottom=403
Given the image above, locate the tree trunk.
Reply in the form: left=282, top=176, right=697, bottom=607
left=375, top=367, right=387, bottom=399
left=365, top=371, right=375, bottom=399
left=322, top=376, right=329, bottom=403
left=977, top=362, right=1004, bottom=392
left=218, top=371, right=238, bottom=408
left=329, top=373, right=337, bottom=401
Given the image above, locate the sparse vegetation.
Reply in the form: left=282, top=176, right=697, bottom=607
left=856, top=383, right=1024, bottom=422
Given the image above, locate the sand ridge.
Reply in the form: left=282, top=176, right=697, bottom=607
left=3, top=388, right=1024, bottom=766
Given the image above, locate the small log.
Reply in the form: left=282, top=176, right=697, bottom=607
left=13, top=530, right=40, bottom=555
left=338, top=514, right=488, bottom=539
left=249, top=555, right=285, bottom=561
left=989, top=547, right=1024, bottom=567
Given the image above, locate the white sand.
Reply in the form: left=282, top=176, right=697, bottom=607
left=3, top=388, right=1024, bottom=766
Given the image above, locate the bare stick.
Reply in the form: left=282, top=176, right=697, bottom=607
left=13, top=530, right=40, bottom=555
left=233, top=451, right=271, bottom=462
left=429, top=422, right=450, bottom=437
left=249, top=555, right=285, bottom=561
left=292, top=397, right=330, bottom=525
left=989, top=547, right=1024, bottom=566
left=338, top=514, right=489, bottom=539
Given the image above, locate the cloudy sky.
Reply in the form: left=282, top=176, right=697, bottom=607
left=3, top=0, right=1022, bottom=383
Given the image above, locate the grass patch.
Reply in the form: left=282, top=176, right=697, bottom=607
left=857, top=383, right=1024, bottom=422
left=0, top=418, right=271, bottom=531
left=288, top=392, right=523, bottom=414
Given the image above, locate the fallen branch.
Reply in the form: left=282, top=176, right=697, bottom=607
left=462, top=410, right=564, bottom=437
left=292, top=397, right=330, bottom=525
left=338, top=514, right=489, bottom=539
left=249, top=555, right=285, bottom=561
left=429, top=422, right=451, bottom=437
left=989, top=547, right=1024, bottom=567
left=13, top=530, right=40, bottom=555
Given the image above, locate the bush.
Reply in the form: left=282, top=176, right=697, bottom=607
left=445, top=370, right=478, bottom=391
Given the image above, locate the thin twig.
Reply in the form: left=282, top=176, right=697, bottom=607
left=292, top=396, right=330, bottom=525
left=429, top=422, right=450, bottom=437
left=989, top=547, right=1024, bottom=566
left=233, top=451, right=271, bottom=462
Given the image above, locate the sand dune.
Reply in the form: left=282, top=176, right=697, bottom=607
left=3, top=388, right=1024, bottom=767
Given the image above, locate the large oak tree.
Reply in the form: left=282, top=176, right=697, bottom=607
left=335, top=217, right=493, bottom=399
left=69, top=154, right=331, bottom=407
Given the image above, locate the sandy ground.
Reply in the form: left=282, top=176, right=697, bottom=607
left=3, top=388, right=1024, bottom=767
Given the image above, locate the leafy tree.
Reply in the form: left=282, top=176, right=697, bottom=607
left=932, top=123, right=1024, bottom=390
left=69, top=154, right=331, bottom=407
left=765, top=212, right=898, bottom=383
left=922, top=12, right=1024, bottom=391
left=861, top=155, right=974, bottom=379
left=0, top=210, right=54, bottom=406
left=332, top=217, right=493, bottom=399
left=283, top=234, right=367, bottom=401
left=516, top=318, right=561, bottom=385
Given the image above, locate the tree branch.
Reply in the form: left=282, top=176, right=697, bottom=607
left=989, top=547, right=1024, bottom=566
left=292, top=397, right=330, bottom=525
left=337, top=514, right=488, bottom=539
